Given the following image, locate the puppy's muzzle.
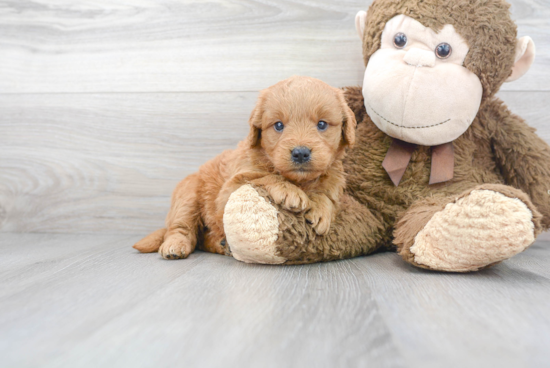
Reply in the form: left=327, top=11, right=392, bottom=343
left=291, top=147, right=311, bottom=164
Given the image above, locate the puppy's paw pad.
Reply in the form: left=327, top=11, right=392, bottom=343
left=305, top=208, right=331, bottom=235
left=159, top=235, right=193, bottom=260
left=269, top=185, right=309, bottom=212
left=283, top=190, right=309, bottom=212
left=314, top=218, right=331, bottom=235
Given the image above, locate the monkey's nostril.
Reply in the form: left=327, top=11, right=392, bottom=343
left=291, top=147, right=312, bottom=164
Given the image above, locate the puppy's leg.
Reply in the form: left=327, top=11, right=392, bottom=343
left=189, top=171, right=267, bottom=255
left=215, top=172, right=268, bottom=218
left=160, top=173, right=202, bottom=259
left=303, top=165, right=345, bottom=235
left=305, top=194, right=336, bottom=235
left=251, top=175, right=309, bottom=212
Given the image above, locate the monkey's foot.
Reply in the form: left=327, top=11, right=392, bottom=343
left=410, top=189, right=536, bottom=272
left=223, top=185, right=286, bottom=264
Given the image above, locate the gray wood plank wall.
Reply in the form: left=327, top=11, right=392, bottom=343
left=1, top=0, right=549, bottom=234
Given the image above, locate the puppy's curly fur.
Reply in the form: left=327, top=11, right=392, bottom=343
left=133, top=76, right=357, bottom=259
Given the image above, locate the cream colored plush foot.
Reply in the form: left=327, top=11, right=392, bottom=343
left=410, top=189, right=536, bottom=272
left=223, top=185, right=286, bottom=264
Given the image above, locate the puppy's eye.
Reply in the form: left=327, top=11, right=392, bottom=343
left=435, top=42, right=452, bottom=59
left=393, top=33, right=407, bottom=48
left=317, top=121, right=328, bottom=131
left=274, top=121, right=284, bottom=132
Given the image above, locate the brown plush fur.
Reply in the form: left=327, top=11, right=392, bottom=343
left=242, top=0, right=550, bottom=267
left=264, top=87, right=550, bottom=265
left=133, top=76, right=357, bottom=259
left=265, top=188, right=385, bottom=265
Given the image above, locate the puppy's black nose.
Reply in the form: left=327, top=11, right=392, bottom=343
left=291, top=147, right=311, bottom=164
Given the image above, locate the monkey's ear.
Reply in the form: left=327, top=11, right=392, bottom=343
left=247, top=95, right=264, bottom=148
left=355, top=10, right=367, bottom=41
left=338, top=91, right=357, bottom=148
left=506, top=36, right=536, bottom=82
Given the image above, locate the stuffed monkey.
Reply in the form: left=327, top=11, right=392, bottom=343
left=223, top=0, right=550, bottom=271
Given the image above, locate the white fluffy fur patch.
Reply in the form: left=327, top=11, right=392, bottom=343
left=411, top=190, right=535, bottom=272
left=223, top=185, right=285, bottom=264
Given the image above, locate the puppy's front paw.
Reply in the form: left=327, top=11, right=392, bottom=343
left=305, top=206, right=332, bottom=235
left=159, top=233, right=194, bottom=259
left=268, top=183, right=309, bottom=212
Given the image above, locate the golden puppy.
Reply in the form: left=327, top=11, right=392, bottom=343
left=133, top=76, right=356, bottom=259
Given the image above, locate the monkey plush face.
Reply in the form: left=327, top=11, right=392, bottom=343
left=362, top=15, right=482, bottom=146
left=355, top=0, right=536, bottom=147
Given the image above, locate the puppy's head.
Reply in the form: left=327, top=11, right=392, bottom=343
left=248, top=76, right=356, bottom=183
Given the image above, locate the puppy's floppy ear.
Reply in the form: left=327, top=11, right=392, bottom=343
left=337, top=90, right=357, bottom=148
left=247, top=92, right=265, bottom=148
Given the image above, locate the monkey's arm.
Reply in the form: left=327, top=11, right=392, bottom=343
left=486, top=98, right=550, bottom=229
left=342, top=86, right=367, bottom=124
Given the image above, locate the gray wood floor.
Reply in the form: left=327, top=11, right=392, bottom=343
left=1, top=233, right=549, bottom=368
left=1, top=1, right=550, bottom=367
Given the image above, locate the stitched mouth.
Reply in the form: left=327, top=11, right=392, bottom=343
left=366, top=102, right=451, bottom=129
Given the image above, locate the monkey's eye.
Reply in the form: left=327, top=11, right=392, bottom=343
left=393, top=33, right=407, bottom=48
left=274, top=121, right=284, bottom=132
left=435, top=43, right=452, bottom=59
left=317, top=120, right=328, bottom=131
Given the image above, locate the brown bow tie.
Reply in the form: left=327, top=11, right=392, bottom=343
left=382, top=139, right=454, bottom=186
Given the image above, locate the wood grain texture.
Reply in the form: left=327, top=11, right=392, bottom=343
left=0, top=233, right=549, bottom=367
left=0, top=92, right=255, bottom=232
left=0, top=0, right=547, bottom=94
left=1, top=91, right=549, bottom=234
left=1, top=91, right=548, bottom=234
left=498, top=91, right=550, bottom=143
